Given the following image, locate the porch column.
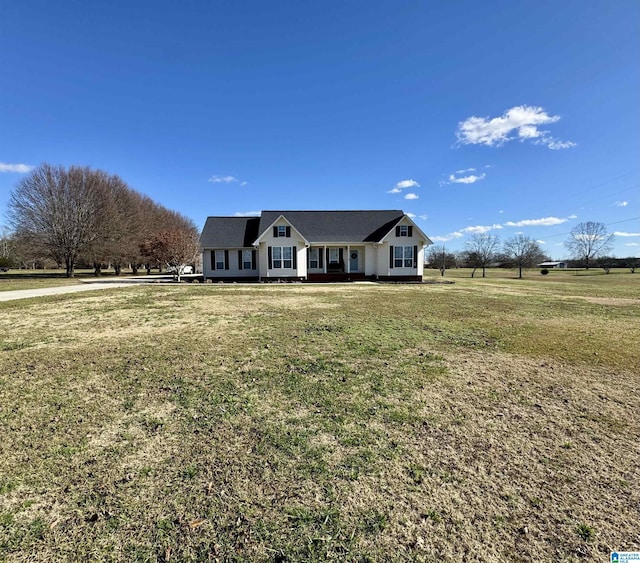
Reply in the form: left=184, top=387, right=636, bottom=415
left=323, top=245, right=327, bottom=274
left=347, top=245, right=350, bottom=274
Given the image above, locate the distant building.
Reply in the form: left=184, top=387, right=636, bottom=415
left=537, top=261, right=567, bottom=269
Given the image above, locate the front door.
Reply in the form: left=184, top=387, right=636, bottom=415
left=349, top=250, right=359, bottom=272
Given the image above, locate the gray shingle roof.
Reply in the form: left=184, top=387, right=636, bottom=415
left=199, top=216, right=260, bottom=248
left=258, top=210, right=405, bottom=243
left=199, top=210, right=410, bottom=247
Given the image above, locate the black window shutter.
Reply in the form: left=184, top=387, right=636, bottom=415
left=224, top=250, right=229, bottom=270
left=338, top=248, right=343, bottom=265
left=292, top=246, right=297, bottom=269
left=273, top=226, right=278, bottom=238
left=251, top=250, right=257, bottom=270
left=268, top=247, right=272, bottom=269
left=238, top=250, right=243, bottom=270
left=319, top=249, right=324, bottom=269
left=408, top=226, right=413, bottom=237
left=395, top=226, right=400, bottom=237
left=413, top=245, right=418, bottom=268
left=286, top=226, right=291, bottom=238
left=389, top=245, right=394, bottom=269
left=326, top=248, right=330, bottom=265
left=211, top=250, right=216, bottom=270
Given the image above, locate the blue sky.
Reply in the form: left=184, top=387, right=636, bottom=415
left=1, top=0, right=638, bottom=258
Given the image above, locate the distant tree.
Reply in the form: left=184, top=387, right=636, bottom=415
left=140, top=214, right=200, bottom=281
left=425, top=245, right=457, bottom=276
left=464, top=233, right=500, bottom=278
left=0, top=228, right=14, bottom=268
left=8, top=164, right=108, bottom=277
left=503, top=235, right=547, bottom=279
left=564, top=221, right=614, bottom=269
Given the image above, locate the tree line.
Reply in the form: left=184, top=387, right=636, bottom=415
left=426, top=222, right=634, bottom=277
left=4, top=164, right=200, bottom=277
left=426, top=233, right=549, bottom=278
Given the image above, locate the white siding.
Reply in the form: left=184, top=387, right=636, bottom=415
left=259, top=218, right=306, bottom=278
left=202, top=249, right=257, bottom=278
left=377, top=218, right=428, bottom=277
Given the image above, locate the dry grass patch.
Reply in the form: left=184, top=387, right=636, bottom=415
left=0, top=279, right=638, bottom=561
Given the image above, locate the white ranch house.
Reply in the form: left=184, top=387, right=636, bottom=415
left=200, top=210, right=433, bottom=282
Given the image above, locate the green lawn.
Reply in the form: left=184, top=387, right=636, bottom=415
left=0, top=274, right=638, bottom=561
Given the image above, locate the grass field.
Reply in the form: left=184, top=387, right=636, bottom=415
left=0, top=269, right=153, bottom=292
left=0, top=271, right=638, bottom=561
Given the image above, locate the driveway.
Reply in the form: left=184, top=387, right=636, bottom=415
left=0, top=276, right=174, bottom=302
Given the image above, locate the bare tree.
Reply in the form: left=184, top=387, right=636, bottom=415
left=564, top=222, right=614, bottom=269
left=503, top=235, right=547, bottom=279
left=425, top=245, right=457, bottom=276
left=8, top=164, right=107, bottom=277
left=464, top=233, right=500, bottom=278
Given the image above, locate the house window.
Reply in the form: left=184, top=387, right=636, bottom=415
left=272, top=247, right=282, bottom=268
left=328, top=248, right=339, bottom=264
left=394, top=245, right=413, bottom=268
left=273, top=225, right=291, bottom=238
left=395, top=225, right=413, bottom=237
left=309, top=248, right=319, bottom=269
left=242, top=250, right=253, bottom=270
left=271, top=246, right=293, bottom=269
left=214, top=250, right=226, bottom=270
left=282, top=246, right=293, bottom=268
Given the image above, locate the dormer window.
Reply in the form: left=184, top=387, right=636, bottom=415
left=396, top=225, right=412, bottom=237
left=273, top=225, right=291, bottom=238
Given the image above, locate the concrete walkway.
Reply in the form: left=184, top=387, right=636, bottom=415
left=0, top=276, right=174, bottom=303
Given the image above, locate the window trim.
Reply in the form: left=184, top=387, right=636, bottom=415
left=269, top=246, right=296, bottom=269
left=309, top=247, right=319, bottom=269
left=394, top=245, right=414, bottom=268
left=242, top=249, right=253, bottom=270
left=214, top=250, right=225, bottom=270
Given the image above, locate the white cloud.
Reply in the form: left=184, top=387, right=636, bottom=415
left=406, top=212, right=416, bottom=218
left=419, top=214, right=428, bottom=220
left=448, top=172, right=486, bottom=184
left=568, top=214, right=578, bottom=219
left=233, top=211, right=261, bottom=217
left=461, top=224, right=503, bottom=234
left=0, top=162, right=33, bottom=173
left=537, top=240, right=546, bottom=245
left=456, top=168, right=476, bottom=174
left=504, top=216, right=568, bottom=227
left=542, top=138, right=577, bottom=150
left=404, top=193, right=419, bottom=200
left=614, top=231, right=640, bottom=237
left=456, top=105, right=575, bottom=150
left=208, top=175, right=244, bottom=184
left=388, top=179, right=420, bottom=194
left=431, top=233, right=462, bottom=242
left=624, top=242, right=639, bottom=247
left=432, top=215, right=568, bottom=243
left=615, top=201, right=629, bottom=207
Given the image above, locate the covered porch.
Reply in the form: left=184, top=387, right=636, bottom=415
left=306, top=245, right=366, bottom=280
